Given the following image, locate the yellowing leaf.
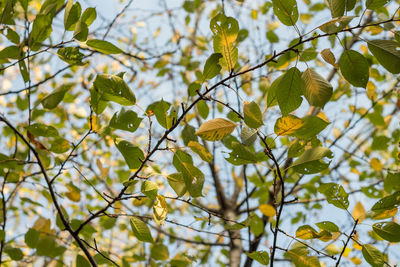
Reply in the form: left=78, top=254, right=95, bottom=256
left=188, top=141, right=213, bottom=163
left=274, top=115, right=303, bottom=136
left=65, top=184, right=80, bottom=202
left=259, top=204, right=276, bottom=217
left=320, top=48, right=337, bottom=68
left=352, top=201, right=366, bottom=222
left=302, top=68, right=333, bottom=108
left=372, top=207, right=398, bottom=220
left=195, top=118, right=236, bottom=141
left=325, top=244, right=339, bottom=255
left=370, top=157, right=382, bottom=171
left=153, top=195, right=167, bottom=225
left=296, top=225, right=319, bottom=239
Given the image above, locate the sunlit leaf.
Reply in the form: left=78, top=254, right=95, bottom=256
left=318, top=183, right=349, bottom=210
left=274, top=115, right=303, bottom=136
left=272, top=0, right=299, bottom=26
left=196, top=118, right=236, bottom=141
left=86, top=39, right=123, bottom=54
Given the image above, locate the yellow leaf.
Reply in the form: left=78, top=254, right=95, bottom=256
left=274, top=115, right=303, bottom=136
left=195, top=118, right=236, bottom=141
left=353, top=242, right=362, bottom=251
left=342, top=247, right=351, bottom=257
left=352, top=201, right=366, bottom=222
left=370, top=158, right=382, bottom=171
left=89, top=114, right=100, bottom=132
left=259, top=204, right=276, bottom=217
left=350, top=257, right=362, bottom=265
left=153, top=195, right=168, bottom=225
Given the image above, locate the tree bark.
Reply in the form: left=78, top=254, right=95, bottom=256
left=226, top=209, right=242, bottom=267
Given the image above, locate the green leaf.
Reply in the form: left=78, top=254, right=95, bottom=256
left=226, top=142, right=259, bottom=165
left=372, top=221, right=400, bottom=242
left=167, top=173, right=186, bottom=197
left=76, top=254, right=91, bottom=267
left=250, top=215, right=264, bottom=235
left=294, top=115, right=329, bottom=139
left=147, top=100, right=171, bottom=128
left=64, top=0, right=81, bottom=31
left=80, top=7, right=96, bottom=26
left=245, top=251, right=269, bottom=265
left=339, top=50, right=369, bottom=88
left=266, top=30, right=279, bottom=43
left=93, top=74, right=136, bottom=106
left=362, top=244, right=384, bottom=267
left=49, top=138, right=70, bottom=154
left=188, top=141, right=213, bottom=163
left=115, top=139, right=144, bottom=169
left=57, top=47, right=85, bottom=65
left=210, top=13, right=239, bottom=70
left=173, top=150, right=204, bottom=197
left=328, top=0, right=345, bottom=18
left=197, top=100, right=209, bottom=119
left=182, top=124, right=198, bottom=146
left=196, top=118, right=236, bottom=141
left=151, top=244, right=169, bottom=261
left=368, top=40, right=400, bottom=74
left=371, top=192, right=400, bottom=212
left=202, top=53, right=222, bottom=79
left=292, top=147, right=333, bottom=174
left=318, top=183, right=349, bottom=210
left=318, top=16, right=355, bottom=34
left=4, top=246, right=23, bottom=261
left=141, top=181, right=158, bottom=200
left=272, top=0, right=299, bottom=26
left=26, top=123, right=59, bottom=137
left=19, top=59, right=30, bottom=82
left=302, top=68, right=333, bottom=108
left=366, top=0, right=390, bottom=9
left=243, top=101, right=263, bottom=128
left=29, top=14, right=53, bottom=51
left=109, top=109, right=142, bottom=132
left=99, top=217, right=117, bottom=230
left=277, top=67, right=303, bottom=115
left=130, top=217, right=154, bottom=243
left=274, top=115, right=304, bottom=136
left=6, top=28, right=20, bottom=44
left=315, top=221, right=339, bottom=232
left=73, top=20, right=88, bottom=41
left=0, top=45, right=20, bottom=59
left=384, top=173, right=400, bottom=193
left=86, top=39, right=123, bottom=54
left=41, top=83, right=74, bottom=109
left=36, top=236, right=57, bottom=257
left=266, top=75, right=283, bottom=108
